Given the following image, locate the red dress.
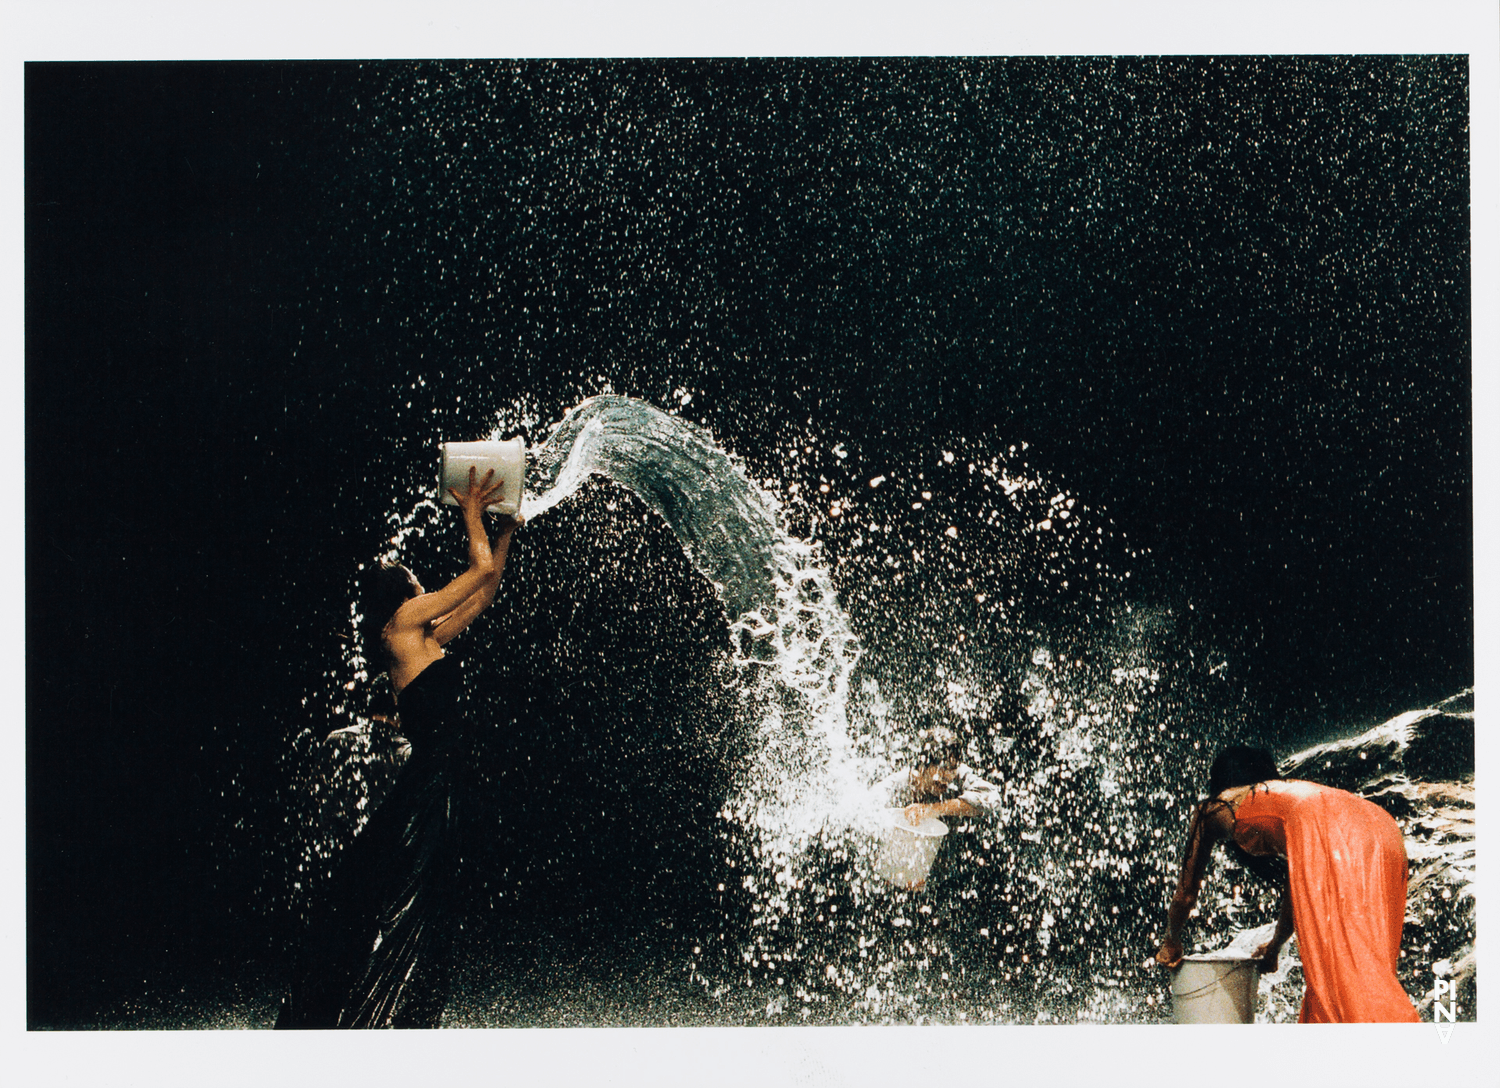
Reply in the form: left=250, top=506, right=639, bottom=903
left=1233, top=780, right=1419, bottom=1023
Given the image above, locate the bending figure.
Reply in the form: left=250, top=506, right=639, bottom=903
left=1155, top=746, right=1419, bottom=1023
left=869, top=723, right=1002, bottom=828
left=867, top=723, right=1002, bottom=890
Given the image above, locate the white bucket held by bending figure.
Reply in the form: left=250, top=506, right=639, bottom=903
left=1170, top=955, right=1259, bottom=1023
left=875, top=809, right=947, bottom=888
left=439, top=439, right=526, bottom=517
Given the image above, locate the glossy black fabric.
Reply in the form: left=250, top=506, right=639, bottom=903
left=277, top=655, right=467, bottom=1028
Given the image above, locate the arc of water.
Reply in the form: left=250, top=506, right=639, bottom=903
left=525, top=395, right=780, bottom=623
left=521, top=395, right=877, bottom=849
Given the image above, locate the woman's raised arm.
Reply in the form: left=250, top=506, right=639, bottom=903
left=431, top=505, right=522, bottom=646
left=390, top=467, right=503, bottom=635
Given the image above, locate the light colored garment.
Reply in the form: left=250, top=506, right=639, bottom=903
left=867, top=763, right=1002, bottom=815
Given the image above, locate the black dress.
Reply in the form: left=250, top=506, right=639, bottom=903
left=277, top=654, right=468, bottom=1028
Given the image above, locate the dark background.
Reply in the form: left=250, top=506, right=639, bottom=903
left=26, top=58, right=1470, bottom=1026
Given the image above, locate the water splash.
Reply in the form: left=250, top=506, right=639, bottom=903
left=506, top=395, right=1227, bottom=1023
left=525, top=395, right=779, bottom=622
left=288, top=394, right=1324, bottom=1024
left=522, top=396, right=879, bottom=870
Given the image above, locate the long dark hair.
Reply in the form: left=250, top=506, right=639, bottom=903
left=1205, top=745, right=1286, bottom=886
left=1207, top=746, right=1282, bottom=796
left=359, top=561, right=420, bottom=671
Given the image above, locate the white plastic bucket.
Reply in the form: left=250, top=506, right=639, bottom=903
left=439, top=439, right=526, bottom=516
left=875, top=809, right=947, bottom=888
left=1170, top=956, right=1259, bottom=1023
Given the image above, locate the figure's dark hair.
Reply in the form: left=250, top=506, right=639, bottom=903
left=1207, top=746, right=1282, bottom=797
left=1206, top=746, right=1287, bottom=886
left=359, top=561, right=420, bottom=670
left=914, top=713, right=965, bottom=766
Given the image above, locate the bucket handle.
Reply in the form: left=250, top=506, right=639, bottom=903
left=1173, top=959, right=1256, bottom=1001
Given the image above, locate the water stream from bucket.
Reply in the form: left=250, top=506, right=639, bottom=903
left=303, top=394, right=1263, bottom=1023
left=521, top=396, right=882, bottom=867
left=501, top=395, right=1244, bottom=1021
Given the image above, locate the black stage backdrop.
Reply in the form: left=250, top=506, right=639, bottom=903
left=26, top=59, right=1470, bottom=1027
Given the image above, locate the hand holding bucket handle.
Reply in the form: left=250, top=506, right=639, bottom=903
left=903, top=803, right=931, bottom=826
left=1155, top=938, right=1184, bottom=970
left=1250, top=940, right=1279, bottom=974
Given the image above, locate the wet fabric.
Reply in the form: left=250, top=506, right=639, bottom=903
left=867, top=763, right=1003, bottom=814
left=277, top=654, right=468, bottom=1028
left=1232, top=780, right=1419, bottom=1023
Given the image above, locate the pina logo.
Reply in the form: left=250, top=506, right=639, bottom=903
left=1431, top=971, right=1460, bottom=1044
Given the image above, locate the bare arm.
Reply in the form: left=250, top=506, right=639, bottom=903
left=1156, top=801, right=1224, bottom=967
left=1251, top=892, right=1296, bottom=972
left=903, top=798, right=979, bottom=824
left=431, top=512, right=522, bottom=645
left=388, top=468, right=502, bottom=638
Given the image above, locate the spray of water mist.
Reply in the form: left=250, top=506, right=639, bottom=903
left=521, top=397, right=881, bottom=875
left=510, top=396, right=1244, bottom=1022
left=290, top=394, right=1262, bottom=1023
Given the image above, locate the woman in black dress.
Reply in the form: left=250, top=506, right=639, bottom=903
left=278, top=467, right=521, bottom=1028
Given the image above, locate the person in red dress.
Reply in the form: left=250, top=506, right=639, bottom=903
left=1155, top=746, right=1419, bottom=1023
